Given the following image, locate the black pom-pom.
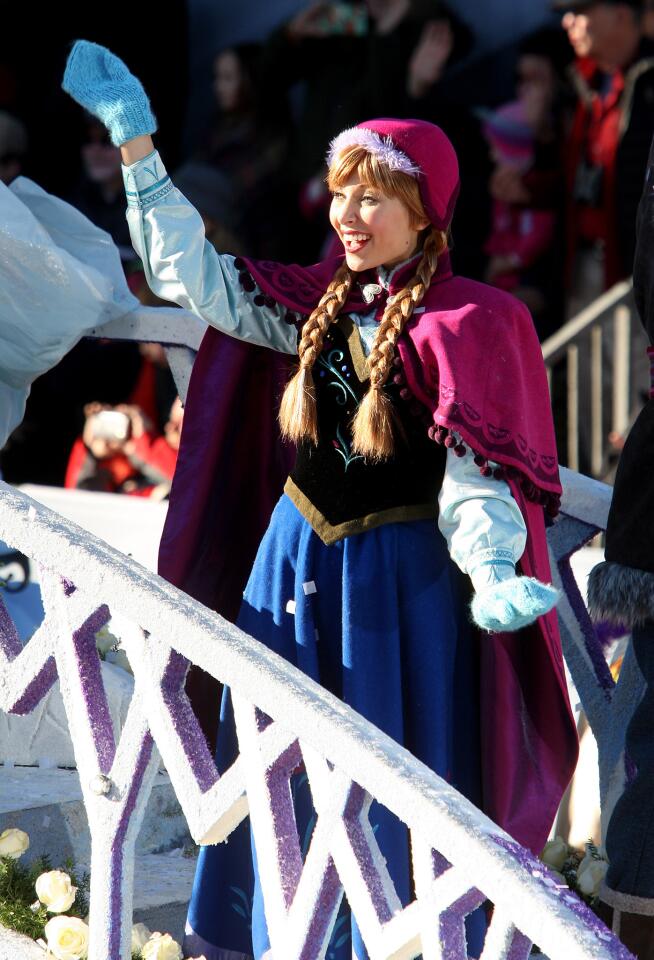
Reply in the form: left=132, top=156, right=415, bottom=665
left=444, top=434, right=456, bottom=448
left=285, top=312, right=298, bottom=325
left=234, top=257, right=246, bottom=270
left=493, top=467, right=505, bottom=481
left=399, top=387, right=411, bottom=401
left=253, top=294, right=266, bottom=307
left=454, top=443, right=466, bottom=457
left=392, top=356, right=402, bottom=368
left=264, top=295, right=276, bottom=309
left=428, top=425, right=438, bottom=441
left=473, top=454, right=486, bottom=468
left=392, top=373, right=405, bottom=386
left=480, top=464, right=492, bottom=477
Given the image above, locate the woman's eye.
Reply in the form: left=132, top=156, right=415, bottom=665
left=331, top=191, right=344, bottom=200
left=362, top=195, right=378, bottom=205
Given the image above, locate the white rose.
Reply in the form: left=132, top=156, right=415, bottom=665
left=577, top=857, right=609, bottom=896
left=0, top=827, right=29, bottom=859
left=35, top=870, right=77, bottom=913
left=44, top=915, right=89, bottom=960
left=142, top=932, right=183, bottom=960
left=107, top=648, right=133, bottom=675
left=131, top=922, right=152, bottom=951
left=541, top=836, right=569, bottom=871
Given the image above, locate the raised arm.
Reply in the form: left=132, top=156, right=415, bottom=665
left=62, top=41, right=297, bottom=355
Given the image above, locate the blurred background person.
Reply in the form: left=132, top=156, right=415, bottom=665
left=195, top=43, right=294, bottom=259
left=65, top=399, right=182, bottom=499
left=557, top=0, right=654, bottom=314
left=0, top=110, right=27, bottom=185
left=480, top=100, right=557, bottom=335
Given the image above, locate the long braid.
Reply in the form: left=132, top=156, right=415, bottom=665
left=351, top=228, right=444, bottom=460
left=279, top=261, right=353, bottom=444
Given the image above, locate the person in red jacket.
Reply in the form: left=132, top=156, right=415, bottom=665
left=64, top=398, right=181, bottom=499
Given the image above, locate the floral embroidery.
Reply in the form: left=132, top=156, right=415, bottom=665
left=316, top=349, right=363, bottom=471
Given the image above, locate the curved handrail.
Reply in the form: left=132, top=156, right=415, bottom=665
left=0, top=479, right=631, bottom=960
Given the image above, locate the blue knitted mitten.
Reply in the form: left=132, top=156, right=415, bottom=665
left=470, top=576, right=559, bottom=633
left=63, top=40, right=157, bottom=146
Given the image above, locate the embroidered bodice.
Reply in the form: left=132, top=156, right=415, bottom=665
left=286, top=317, right=446, bottom=544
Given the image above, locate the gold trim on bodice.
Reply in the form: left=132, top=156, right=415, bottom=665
left=284, top=477, right=437, bottom=546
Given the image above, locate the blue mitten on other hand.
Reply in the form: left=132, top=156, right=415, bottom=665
left=63, top=40, right=157, bottom=146
left=471, top=576, right=559, bottom=632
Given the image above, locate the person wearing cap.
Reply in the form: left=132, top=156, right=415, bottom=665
left=61, top=41, right=578, bottom=960
left=555, top=0, right=654, bottom=301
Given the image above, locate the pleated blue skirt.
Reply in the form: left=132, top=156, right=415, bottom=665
left=184, top=495, right=482, bottom=960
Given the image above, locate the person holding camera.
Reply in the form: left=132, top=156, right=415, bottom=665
left=64, top=401, right=179, bottom=498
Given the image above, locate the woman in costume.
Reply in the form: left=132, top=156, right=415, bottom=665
left=62, top=42, right=578, bottom=960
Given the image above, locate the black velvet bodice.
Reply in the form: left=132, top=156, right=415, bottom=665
left=286, top=317, right=446, bottom=544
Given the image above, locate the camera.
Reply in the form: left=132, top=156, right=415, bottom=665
left=89, top=410, right=131, bottom=442
left=572, top=158, right=604, bottom=207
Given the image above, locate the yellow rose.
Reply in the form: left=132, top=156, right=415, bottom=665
left=131, top=922, right=152, bottom=952
left=44, top=915, right=89, bottom=960
left=0, top=827, right=29, bottom=859
left=35, top=870, right=77, bottom=913
left=541, top=836, right=570, bottom=871
left=142, top=932, right=183, bottom=960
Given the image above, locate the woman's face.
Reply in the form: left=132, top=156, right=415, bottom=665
left=214, top=50, right=243, bottom=112
left=329, top=171, right=428, bottom=272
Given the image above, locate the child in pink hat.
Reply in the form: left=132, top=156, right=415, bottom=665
left=482, top=101, right=556, bottom=301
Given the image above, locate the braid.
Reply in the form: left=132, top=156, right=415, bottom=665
left=351, top=228, right=444, bottom=460
left=279, top=261, right=353, bottom=444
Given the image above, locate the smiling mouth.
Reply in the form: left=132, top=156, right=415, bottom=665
left=342, top=233, right=371, bottom=253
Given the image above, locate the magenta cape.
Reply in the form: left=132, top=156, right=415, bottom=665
left=159, top=252, right=577, bottom=855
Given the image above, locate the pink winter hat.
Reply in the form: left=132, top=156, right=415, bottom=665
left=327, top=118, right=460, bottom=230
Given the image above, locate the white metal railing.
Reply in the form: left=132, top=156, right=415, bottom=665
left=0, top=478, right=631, bottom=960
left=0, top=304, right=640, bottom=957
left=541, top=280, right=648, bottom=478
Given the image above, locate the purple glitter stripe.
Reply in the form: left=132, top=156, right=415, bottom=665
left=439, top=887, right=486, bottom=959
left=161, top=651, right=219, bottom=793
left=109, top=732, right=154, bottom=959
left=10, top=656, right=58, bottom=714
left=266, top=743, right=305, bottom=907
left=72, top=604, right=115, bottom=773
left=0, top=593, right=22, bottom=658
left=491, top=836, right=631, bottom=958
left=507, top=929, right=532, bottom=960
left=298, top=858, right=342, bottom=960
left=431, top=849, right=452, bottom=879
left=342, top=789, right=395, bottom=925
left=559, top=556, right=615, bottom=698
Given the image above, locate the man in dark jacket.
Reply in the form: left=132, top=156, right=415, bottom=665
left=557, top=0, right=654, bottom=294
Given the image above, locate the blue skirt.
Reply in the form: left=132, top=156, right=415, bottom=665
left=184, top=495, right=482, bottom=960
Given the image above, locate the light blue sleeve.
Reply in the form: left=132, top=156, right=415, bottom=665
left=122, top=152, right=298, bottom=355
left=437, top=446, right=527, bottom=592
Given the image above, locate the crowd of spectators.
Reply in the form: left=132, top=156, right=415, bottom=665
left=1, top=0, right=653, bottom=487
